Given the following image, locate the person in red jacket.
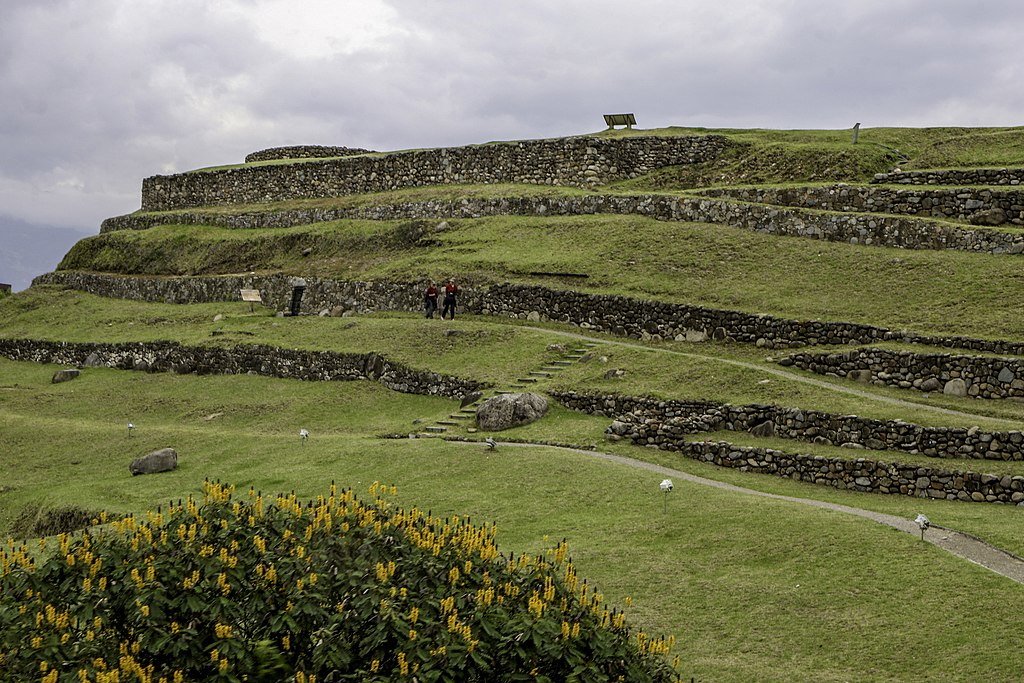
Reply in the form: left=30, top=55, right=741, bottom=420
left=423, top=281, right=439, bottom=318
left=441, top=279, right=459, bottom=320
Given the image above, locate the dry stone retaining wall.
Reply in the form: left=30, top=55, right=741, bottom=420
left=141, top=136, right=728, bottom=211
left=100, top=192, right=1024, bottom=255
left=872, top=168, right=1024, bottom=186
left=702, top=185, right=1024, bottom=230
left=244, top=146, right=373, bottom=163
left=781, top=348, right=1024, bottom=400
left=32, top=272, right=1024, bottom=357
left=622, top=434, right=1024, bottom=505
left=0, top=338, right=482, bottom=398
left=550, top=390, right=1024, bottom=461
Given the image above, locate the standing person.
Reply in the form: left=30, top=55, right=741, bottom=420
left=441, top=279, right=459, bottom=320
left=423, top=280, right=439, bottom=319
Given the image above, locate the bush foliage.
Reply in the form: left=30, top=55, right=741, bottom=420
left=0, top=480, right=680, bottom=682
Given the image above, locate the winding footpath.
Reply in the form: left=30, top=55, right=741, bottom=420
left=458, top=324, right=1024, bottom=583
left=535, top=326, right=1000, bottom=422
left=458, top=441, right=1024, bottom=584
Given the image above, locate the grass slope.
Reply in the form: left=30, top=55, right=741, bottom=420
left=5, top=126, right=1024, bottom=681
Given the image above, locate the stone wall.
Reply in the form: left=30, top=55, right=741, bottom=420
left=0, top=338, right=483, bottom=398
left=100, top=192, right=1024, bottom=255
left=31, top=271, right=1024, bottom=357
left=613, top=433, right=1024, bottom=505
left=780, top=348, right=1024, bottom=400
left=872, top=168, right=1024, bottom=186
left=701, top=185, right=1024, bottom=228
left=550, top=390, right=1024, bottom=461
left=244, top=146, right=373, bottom=163
left=139, top=136, right=728, bottom=211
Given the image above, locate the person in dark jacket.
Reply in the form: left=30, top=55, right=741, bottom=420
left=441, top=279, right=459, bottom=320
left=424, top=281, right=439, bottom=318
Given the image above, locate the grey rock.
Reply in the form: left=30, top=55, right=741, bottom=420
left=943, top=378, right=968, bottom=397
left=748, top=420, right=776, bottom=438
left=460, top=391, right=484, bottom=408
left=129, top=448, right=178, bottom=476
left=847, top=369, right=872, bottom=383
left=968, top=208, right=1007, bottom=226
left=998, top=367, right=1016, bottom=384
left=51, top=368, right=81, bottom=384
left=476, top=392, right=549, bottom=431
left=920, top=377, right=942, bottom=392
left=83, top=352, right=105, bottom=368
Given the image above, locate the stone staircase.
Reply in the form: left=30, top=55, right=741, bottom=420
left=417, top=341, right=602, bottom=436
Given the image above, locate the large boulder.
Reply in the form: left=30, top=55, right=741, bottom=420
left=476, top=392, right=549, bottom=431
left=129, top=447, right=178, bottom=476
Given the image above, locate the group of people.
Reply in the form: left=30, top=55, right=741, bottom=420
left=423, top=279, right=459, bottom=319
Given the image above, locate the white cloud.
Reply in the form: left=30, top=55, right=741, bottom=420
left=233, top=0, right=410, bottom=59
left=1, top=0, right=1023, bottom=280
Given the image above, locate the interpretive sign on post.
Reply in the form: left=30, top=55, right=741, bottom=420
left=603, top=113, right=636, bottom=129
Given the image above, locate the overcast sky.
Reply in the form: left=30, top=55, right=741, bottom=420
left=2, top=0, right=1022, bottom=289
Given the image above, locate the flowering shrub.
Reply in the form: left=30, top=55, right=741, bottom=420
left=1, top=480, right=681, bottom=682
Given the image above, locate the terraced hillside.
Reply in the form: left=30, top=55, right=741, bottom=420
left=4, top=126, right=1024, bottom=682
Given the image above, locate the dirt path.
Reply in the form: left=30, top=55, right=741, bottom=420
left=455, top=440, right=1024, bottom=584
left=535, top=327, right=999, bottom=422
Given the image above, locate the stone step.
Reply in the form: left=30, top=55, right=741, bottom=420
left=528, top=371, right=552, bottom=377
left=460, top=408, right=478, bottom=414
left=564, top=355, right=585, bottom=360
left=436, top=420, right=459, bottom=426
left=583, top=343, right=600, bottom=348
left=550, top=360, right=573, bottom=366
left=516, top=377, right=539, bottom=383
left=540, top=366, right=564, bottom=372
left=448, top=414, right=472, bottom=420
left=424, top=426, right=447, bottom=433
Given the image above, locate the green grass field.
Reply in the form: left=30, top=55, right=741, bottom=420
left=5, top=125, right=1024, bottom=681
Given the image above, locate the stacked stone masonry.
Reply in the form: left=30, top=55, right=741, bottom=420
left=0, top=338, right=483, bottom=398
left=141, top=136, right=728, bottom=211
left=550, top=390, right=1024, bottom=461
left=32, top=272, right=1024, bottom=357
left=872, top=168, right=1024, bottom=186
left=244, top=146, right=374, bottom=163
left=550, top=391, right=1024, bottom=504
left=701, top=185, right=1024, bottom=228
left=781, top=348, right=1024, bottom=400
left=632, top=436, right=1023, bottom=505
left=101, top=192, right=1024, bottom=255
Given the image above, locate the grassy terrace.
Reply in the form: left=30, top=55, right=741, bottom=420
left=5, top=126, right=1024, bottom=681
left=63, top=211, right=1024, bottom=342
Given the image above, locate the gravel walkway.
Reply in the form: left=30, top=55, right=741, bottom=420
left=461, top=441, right=1024, bottom=584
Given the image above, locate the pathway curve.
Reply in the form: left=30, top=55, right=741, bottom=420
left=530, top=326, right=1005, bottom=423
left=454, top=440, right=1024, bottom=584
